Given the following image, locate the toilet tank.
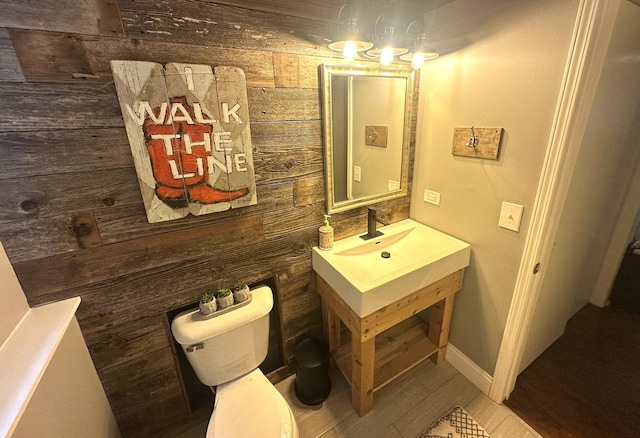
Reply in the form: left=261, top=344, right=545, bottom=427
left=171, top=285, right=273, bottom=386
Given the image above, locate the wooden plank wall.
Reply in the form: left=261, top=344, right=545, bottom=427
left=0, top=0, right=427, bottom=436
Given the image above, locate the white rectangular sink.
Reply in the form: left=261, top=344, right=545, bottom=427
left=312, top=219, right=470, bottom=317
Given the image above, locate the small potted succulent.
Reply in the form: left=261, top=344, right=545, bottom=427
left=199, top=292, right=217, bottom=315
left=232, top=281, right=250, bottom=303
left=216, top=287, right=234, bottom=309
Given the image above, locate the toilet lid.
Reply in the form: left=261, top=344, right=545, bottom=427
left=207, top=369, right=296, bottom=438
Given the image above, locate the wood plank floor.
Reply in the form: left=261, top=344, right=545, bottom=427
left=505, top=304, right=640, bottom=438
left=178, top=359, right=539, bottom=438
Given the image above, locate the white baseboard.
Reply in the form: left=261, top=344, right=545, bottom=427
left=446, top=343, right=493, bottom=395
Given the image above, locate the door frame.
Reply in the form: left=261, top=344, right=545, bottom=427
left=488, top=0, right=619, bottom=402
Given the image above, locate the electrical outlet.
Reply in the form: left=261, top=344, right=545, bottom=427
left=499, top=202, right=524, bottom=232
left=423, top=189, right=441, bottom=206
left=354, top=165, right=361, bottom=182
left=388, top=180, right=400, bottom=191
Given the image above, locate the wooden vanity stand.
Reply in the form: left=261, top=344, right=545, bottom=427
left=317, top=268, right=465, bottom=416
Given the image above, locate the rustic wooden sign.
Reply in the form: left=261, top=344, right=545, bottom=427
left=452, top=127, right=503, bottom=160
left=111, top=61, right=257, bottom=223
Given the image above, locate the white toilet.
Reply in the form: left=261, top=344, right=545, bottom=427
left=171, top=285, right=299, bottom=437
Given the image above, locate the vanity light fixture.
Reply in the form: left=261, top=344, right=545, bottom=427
left=326, top=8, right=437, bottom=69
left=328, top=3, right=373, bottom=62
left=399, top=21, right=439, bottom=70
left=366, top=13, right=408, bottom=66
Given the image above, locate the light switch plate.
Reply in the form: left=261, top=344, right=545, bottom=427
left=354, top=165, right=361, bottom=182
left=499, top=202, right=524, bottom=232
left=424, top=189, right=441, bottom=206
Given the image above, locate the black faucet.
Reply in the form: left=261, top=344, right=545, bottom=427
left=361, top=207, right=389, bottom=240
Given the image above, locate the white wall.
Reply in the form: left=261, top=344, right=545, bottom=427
left=412, top=0, right=579, bottom=374
left=521, top=0, right=640, bottom=368
left=0, top=241, right=121, bottom=437
left=12, top=318, right=122, bottom=438
left=0, top=242, right=29, bottom=344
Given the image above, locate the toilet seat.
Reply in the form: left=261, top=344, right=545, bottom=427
left=206, top=369, right=298, bottom=438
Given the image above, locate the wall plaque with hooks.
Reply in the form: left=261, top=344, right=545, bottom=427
left=365, top=125, right=388, bottom=147
left=452, top=126, right=503, bottom=160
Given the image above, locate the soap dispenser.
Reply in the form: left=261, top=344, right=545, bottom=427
left=318, top=214, right=334, bottom=251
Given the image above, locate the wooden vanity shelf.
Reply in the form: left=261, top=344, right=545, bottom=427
left=331, top=316, right=438, bottom=392
left=317, top=268, right=465, bottom=416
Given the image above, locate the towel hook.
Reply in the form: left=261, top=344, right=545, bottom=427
left=466, top=125, right=479, bottom=149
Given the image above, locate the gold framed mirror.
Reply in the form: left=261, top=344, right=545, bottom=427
left=320, top=64, right=415, bottom=214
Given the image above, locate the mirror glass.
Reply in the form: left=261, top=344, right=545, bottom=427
left=321, top=64, right=415, bottom=214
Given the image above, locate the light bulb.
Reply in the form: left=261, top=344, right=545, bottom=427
left=380, top=47, right=394, bottom=66
left=411, top=52, right=425, bottom=70
left=343, top=41, right=357, bottom=62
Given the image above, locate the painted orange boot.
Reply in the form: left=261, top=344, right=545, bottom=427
left=143, top=97, right=249, bottom=208
left=144, top=118, right=189, bottom=208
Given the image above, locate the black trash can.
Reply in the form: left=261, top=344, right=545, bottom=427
left=294, top=337, right=331, bottom=405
